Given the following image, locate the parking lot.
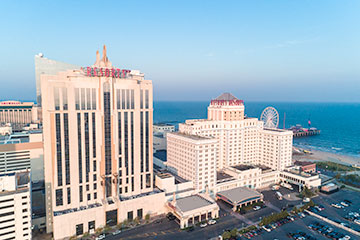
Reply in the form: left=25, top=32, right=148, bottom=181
left=312, top=189, right=360, bottom=232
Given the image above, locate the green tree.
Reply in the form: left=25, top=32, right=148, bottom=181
left=230, top=228, right=238, bottom=237
left=222, top=231, right=231, bottom=240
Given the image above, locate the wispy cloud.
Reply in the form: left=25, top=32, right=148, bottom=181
left=265, top=37, right=320, bottom=49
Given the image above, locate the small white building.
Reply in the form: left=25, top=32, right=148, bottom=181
left=0, top=171, right=32, bottom=240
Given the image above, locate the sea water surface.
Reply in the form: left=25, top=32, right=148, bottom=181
left=154, top=101, right=360, bottom=158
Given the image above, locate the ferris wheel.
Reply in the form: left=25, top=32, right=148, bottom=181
left=260, top=107, right=279, bottom=129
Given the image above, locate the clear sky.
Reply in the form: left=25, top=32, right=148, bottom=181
left=0, top=0, right=359, bottom=102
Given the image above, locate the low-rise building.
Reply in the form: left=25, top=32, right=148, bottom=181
left=167, top=194, right=219, bottom=228
left=153, top=124, right=175, bottom=134
left=0, top=171, right=32, bottom=240
left=294, top=161, right=316, bottom=173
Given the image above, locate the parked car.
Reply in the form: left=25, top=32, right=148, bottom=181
left=200, top=222, right=207, bottom=228
left=96, top=234, right=105, bottom=240
left=340, top=202, right=349, bottom=207
left=262, top=225, right=271, bottom=232
left=253, top=206, right=261, bottom=211
left=112, top=230, right=121, bottom=235
left=208, top=219, right=216, bottom=225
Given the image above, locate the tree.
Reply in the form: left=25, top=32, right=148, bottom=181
left=145, top=214, right=150, bottom=222
left=230, top=228, right=238, bottom=237
left=222, top=231, right=231, bottom=240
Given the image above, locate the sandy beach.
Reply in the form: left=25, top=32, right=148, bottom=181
left=293, top=147, right=360, bottom=165
left=293, top=149, right=360, bottom=166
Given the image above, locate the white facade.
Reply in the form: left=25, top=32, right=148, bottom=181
left=167, top=132, right=218, bottom=191
left=0, top=172, right=32, bottom=240
left=167, top=93, right=296, bottom=192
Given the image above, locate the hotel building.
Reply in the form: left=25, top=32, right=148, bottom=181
left=167, top=93, right=302, bottom=193
left=41, top=46, right=166, bottom=239
left=0, top=171, right=32, bottom=240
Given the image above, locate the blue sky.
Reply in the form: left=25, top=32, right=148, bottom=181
left=0, top=0, right=359, bottom=102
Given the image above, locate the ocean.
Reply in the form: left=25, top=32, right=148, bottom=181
left=153, top=101, right=360, bottom=158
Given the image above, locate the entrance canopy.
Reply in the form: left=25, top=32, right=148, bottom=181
left=216, top=187, right=262, bottom=208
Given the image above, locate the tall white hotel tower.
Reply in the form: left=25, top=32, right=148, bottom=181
left=41, top=47, right=165, bottom=239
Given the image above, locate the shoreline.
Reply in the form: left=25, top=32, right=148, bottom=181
left=293, top=147, right=360, bottom=166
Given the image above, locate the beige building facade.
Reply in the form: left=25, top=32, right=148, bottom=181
left=167, top=93, right=294, bottom=193
left=41, top=47, right=165, bottom=239
left=167, top=132, right=218, bottom=191
left=0, top=101, right=38, bottom=125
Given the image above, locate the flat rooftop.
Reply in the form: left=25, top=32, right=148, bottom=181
left=217, top=187, right=261, bottom=205
left=232, top=165, right=256, bottom=171
left=216, top=171, right=233, bottom=181
left=176, top=195, right=213, bottom=212
left=171, top=132, right=214, bottom=141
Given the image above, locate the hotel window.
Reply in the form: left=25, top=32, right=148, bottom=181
left=137, top=209, right=143, bottom=219
left=81, top=88, right=86, bottom=110
left=64, top=113, right=70, bottom=185
left=75, top=88, right=80, bottom=110
left=145, top=112, right=149, bottom=172
left=79, top=186, right=83, bottom=202
left=86, top=88, right=91, bottom=110
left=145, top=90, right=149, bottom=109
left=146, top=173, right=151, bottom=188
left=131, top=112, right=134, bottom=175
left=121, top=89, right=125, bottom=109
left=104, top=82, right=112, bottom=178
left=140, top=90, right=143, bottom=109
left=85, top=113, right=90, bottom=182
left=126, top=89, right=130, bottom=109
left=88, top=221, right=95, bottom=231
left=92, top=88, right=97, bottom=110
left=55, top=189, right=63, bottom=206
left=62, top=88, right=68, bottom=110
left=92, top=112, right=96, bottom=158
left=76, top=224, right=83, bottom=236
left=55, top=113, right=62, bottom=186
left=127, top=211, right=133, bottom=221
left=94, top=192, right=97, bottom=199
left=140, top=112, right=144, bottom=172
left=54, top=87, right=60, bottom=110
left=131, top=177, right=134, bottom=192
left=131, top=89, right=134, bottom=109
left=77, top=113, right=82, bottom=184
left=67, top=187, right=71, bottom=204
left=118, top=112, right=122, bottom=157
left=124, top=112, right=129, bottom=176
left=116, top=89, right=121, bottom=109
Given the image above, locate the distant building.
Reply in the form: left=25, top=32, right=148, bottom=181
left=0, top=171, right=32, bottom=240
left=294, top=161, right=316, bottom=173
left=35, top=53, right=80, bottom=106
left=0, top=101, right=39, bottom=127
left=153, top=123, right=175, bottom=134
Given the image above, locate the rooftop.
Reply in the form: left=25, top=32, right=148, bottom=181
left=171, top=132, right=214, bottom=141
left=214, top=93, right=238, bottom=101
left=216, top=171, right=233, bottom=181
left=232, top=165, right=256, bottom=171
left=294, top=161, right=315, bottom=166
left=176, top=195, right=214, bottom=212
left=217, top=187, right=262, bottom=205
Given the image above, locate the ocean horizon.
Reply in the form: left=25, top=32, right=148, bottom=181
left=154, top=101, right=360, bottom=159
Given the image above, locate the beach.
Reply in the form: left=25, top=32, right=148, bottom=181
left=293, top=148, right=360, bottom=166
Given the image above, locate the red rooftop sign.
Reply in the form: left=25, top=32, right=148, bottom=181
left=211, top=99, right=244, bottom=106
left=82, top=67, right=131, bottom=78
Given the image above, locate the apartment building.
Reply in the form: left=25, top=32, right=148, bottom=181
left=0, top=101, right=38, bottom=126
left=41, top=46, right=165, bottom=239
left=0, top=171, right=32, bottom=240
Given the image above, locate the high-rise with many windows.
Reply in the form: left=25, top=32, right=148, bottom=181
left=41, top=46, right=165, bottom=239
